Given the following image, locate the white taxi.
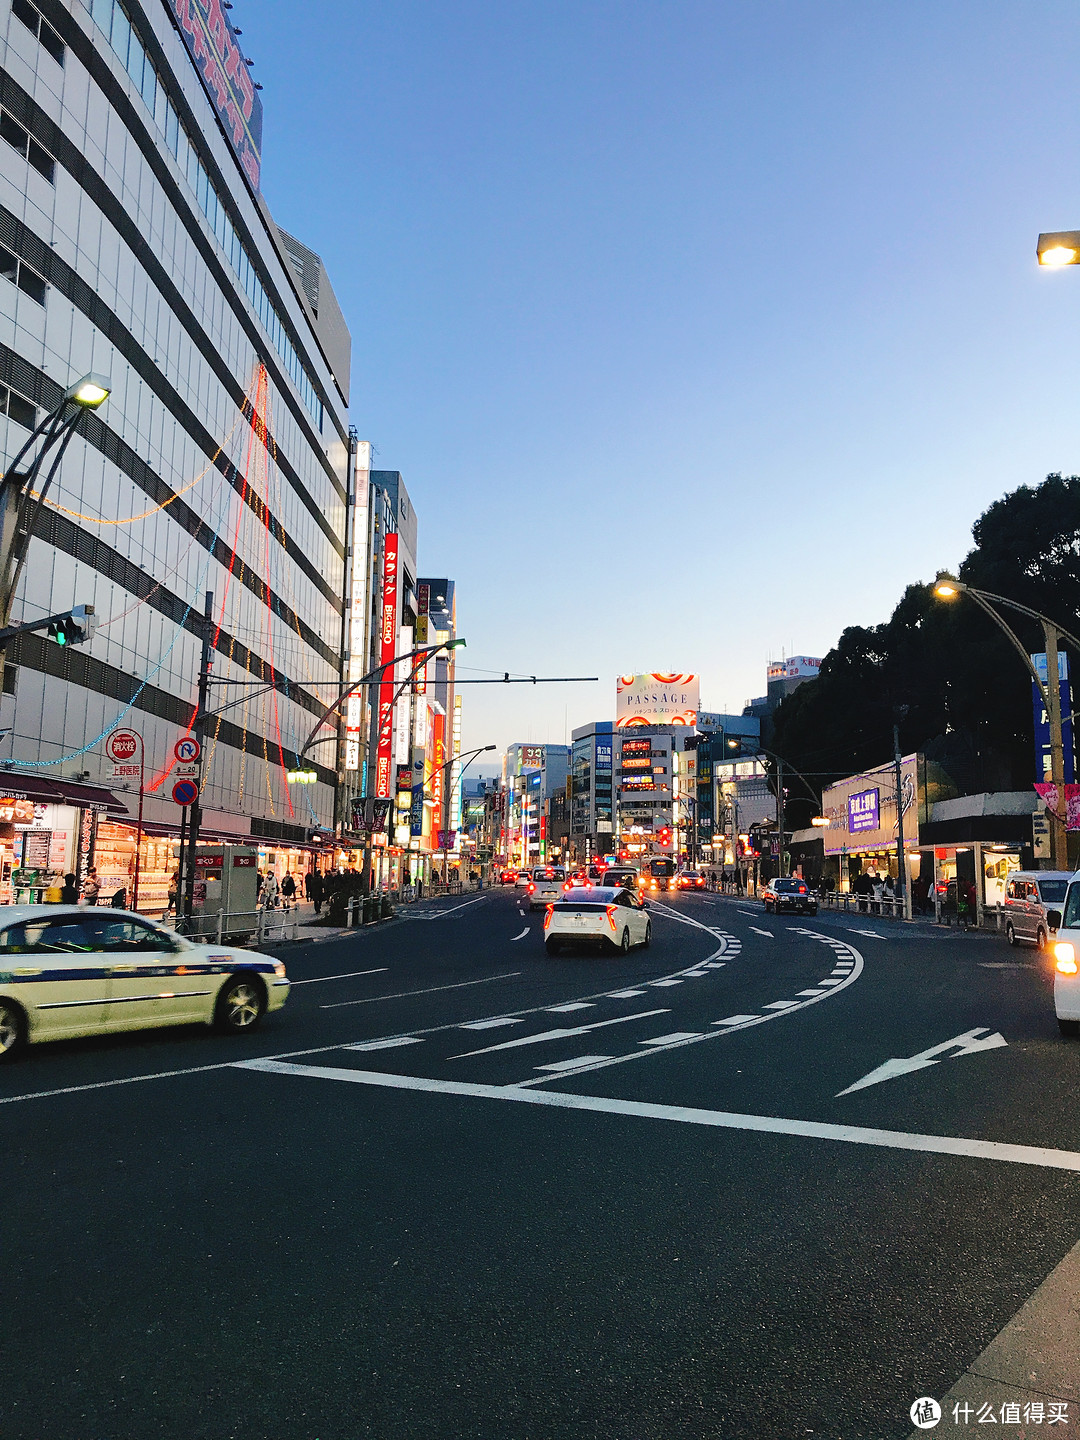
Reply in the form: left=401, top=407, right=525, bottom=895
left=0, top=907, right=290, bottom=1061
left=543, top=886, right=651, bottom=956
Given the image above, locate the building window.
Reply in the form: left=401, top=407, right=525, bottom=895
left=11, top=0, right=65, bottom=64
left=0, top=107, right=54, bottom=183
left=0, top=386, right=39, bottom=429
left=87, top=0, right=324, bottom=429
left=0, top=243, right=46, bottom=305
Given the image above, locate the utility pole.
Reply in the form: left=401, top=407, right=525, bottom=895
left=893, top=722, right=911, bottom=920
left=181, top=591, right=214, bottom=921
left=1044, top=623, right=1069, bottom=871
left=777, top=756, right=786, bottom=878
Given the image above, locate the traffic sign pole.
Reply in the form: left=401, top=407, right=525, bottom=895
left=106, top=728, right=144, bottom=912
left=182, top=591, right=213, bottom=924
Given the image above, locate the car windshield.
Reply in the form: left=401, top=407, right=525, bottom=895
left=775, top=880, right=805, bottom=892
left=1039, top=880, right=1068, bottom=903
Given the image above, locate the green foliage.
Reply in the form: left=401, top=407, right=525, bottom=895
left=770, top=474, right=1080, bottom=818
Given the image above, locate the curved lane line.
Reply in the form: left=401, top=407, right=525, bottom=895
left=510, top=927, right=529, bottom=942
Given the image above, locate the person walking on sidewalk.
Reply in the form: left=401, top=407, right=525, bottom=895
left=306, top=868, right=324, bottom=916
left=280, top=871, right=296, bottom=913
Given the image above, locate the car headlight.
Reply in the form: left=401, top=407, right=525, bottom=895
left=1055, top=942, right=1077, bottom=974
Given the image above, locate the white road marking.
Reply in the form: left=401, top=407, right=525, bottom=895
left=345, top=1036, right=423, bottom=1052
left=762, top=1001, right=799, bottom=1011
left=847, top=928, right=884, bottom=938
left=408, top=896, right=489, bottom=919
left=510, top=927, right=530, bottom=941
left=713, top=1015, right=759, bottom=1026
left=837, top=1027, right=1009, bottom=1097
left=235, top=1062, right=1080, bottom=1173
left=650, top=979, right=683, bottom=987
left=737, top=910, right=757, bottom=916
left=459, top=1018, right=526, bottom=1030
left=703, top=962, right=726, bottom=969
left=320, top=972, right=523, bottom=1009
left=546, top=1002, right=594, bottom=1013
left=796, top=989, right=826, bottom=997
left=640, top=1032, right=703, bottom=1045
left=449, top=1010, right=670, bottom=1058
left=979, top=962, right=1032, bottom=970
left=749, top=927, right=774, bottom=938
left=291, top=967, right=389, bottom=985
left=607, top=989, right=646, bottom=998
left=534, top=1056, right=613, bottom=1072
left=818, top=979, right=844, bottom=987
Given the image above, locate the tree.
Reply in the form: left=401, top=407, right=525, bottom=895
left=770, top=474, right=1080, bottom=815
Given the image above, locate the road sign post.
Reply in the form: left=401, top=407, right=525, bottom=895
left=106, top=728, right=144, bottom=910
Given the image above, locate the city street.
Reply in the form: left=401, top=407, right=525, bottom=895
left=4, top=891, right=1080, bottom=1439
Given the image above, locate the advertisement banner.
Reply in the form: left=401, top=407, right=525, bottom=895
left=519, top=744, right=545, bottom=770
left=431, top=711, right=445, bottom=838
left=165, top=0, right=263, bottom=190
left=374, top=535, right=399, bottom=798
left=821, top=757, right=920, bottom=856
left=616, top=674, right=699, bottom=728
left=1031, top=652, right=1076, bottom=784
left=410, top=747, right=426, bottom=837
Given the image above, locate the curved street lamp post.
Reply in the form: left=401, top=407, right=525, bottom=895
left=934, top=572, right=1077, bottom=870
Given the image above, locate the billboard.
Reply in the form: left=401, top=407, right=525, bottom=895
left=616, top=674, right=699, bottom=729
left=767, top=656, right=821, bottom=682
left=1032, top=652, right=1076, bottom=784
left=374, top=535, right=399, bottom=799
left=519, top=744, right=545, bottom=770
left=821, top=757, right=920, bottom=856
left=165, top=0, right=263, bottom=191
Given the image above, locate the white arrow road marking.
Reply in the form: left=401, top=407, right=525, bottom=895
left=749, top=927, right=774, bottom=937
left=847, top=929, right=884, bottom=938
left=448, top=1009, right=670, bottom=1058
left=836, top=1028, right=1008, bottom=1096
left=510, top=927, right=530, bottom=941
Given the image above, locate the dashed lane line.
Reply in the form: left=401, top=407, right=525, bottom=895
left=320, top=972, right=523, bottom=1010
left=291, top=967, right=388, bottom=985
left=233, top=1062, right=1080, bottom=1174
left=448, top=1010, right=671, bottom=1059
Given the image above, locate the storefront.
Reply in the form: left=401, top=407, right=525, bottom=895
left=819, top=755, right=927, bottom=893
left=0, top=774, right=131, bottom=906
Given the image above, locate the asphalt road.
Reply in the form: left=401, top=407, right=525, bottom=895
left=5, top=888, right=1080, bottom=1439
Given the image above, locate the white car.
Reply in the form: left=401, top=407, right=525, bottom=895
left=0, top=906, right=289, bottom=1062
left=543, top=886, right=651, bottom=955
left=526, top=867, right=566, bottom=911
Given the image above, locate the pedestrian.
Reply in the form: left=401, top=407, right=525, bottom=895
left=308, top=868, right=324, bottom=916
left=166, top=867, right=179, bottom=915
left=81, top=867, right=100, bottom=906
left=415, top=873, right=423, bottom=901
left=280, top=871, right=296, bottom=912
left=60, top=872, right=78, bottom=904
left=259, top=871, right=279, bottom=909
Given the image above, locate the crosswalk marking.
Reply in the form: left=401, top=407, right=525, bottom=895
left=545, top=1002, right=595, bottom=1013
left=639, top=1032, right=703, bottom=1045
left=713, top=1015, right=759, bottom=1026
left=762, top=1001, right=799, bottom=1011
left=459, top=1018, right=525, bottom=1030
left=607, top=989, right=646, bottom=998
left=534, top=1056, right=612, bottom=1072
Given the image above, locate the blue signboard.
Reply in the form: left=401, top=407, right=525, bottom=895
left=1032, top=652, right=1076, bottom=784
left=848, top=788, right=880, bottom=833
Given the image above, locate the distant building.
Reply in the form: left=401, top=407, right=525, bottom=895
left=569, top=721, right=615, bottom=863
left=615, top=725, right=676, bottom=860
left=501, top=743, right=571, bottom=865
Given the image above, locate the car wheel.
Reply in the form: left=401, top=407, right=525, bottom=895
left=215, top=974, right=266, bottom=1034
left=1037, top=928, right=1048, bottom=952
left=643, top=921, right=652, bottom=949
left=620, top=928, right=630, bottom=954
left=545, top=939, right=561, bottom=957
left=1059, top=1017, right=1080, bottom=1037
left=0, top=999, right=26, bottom=1061
left=1006, top=922, right=1017, bottom=947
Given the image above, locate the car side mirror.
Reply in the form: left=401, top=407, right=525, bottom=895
left=1048, top=909, right=1062, bottom=934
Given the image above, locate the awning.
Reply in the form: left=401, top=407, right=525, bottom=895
left=0, top=772, right=130, bottom=815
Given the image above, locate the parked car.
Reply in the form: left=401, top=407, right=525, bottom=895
left=762, top=878, right=818, bottom=916
left=543, top=886, right=651, bottom=955
left=0, top=907, right=289, bottom=1062
left=1003, top=871, right=1071, bottom=949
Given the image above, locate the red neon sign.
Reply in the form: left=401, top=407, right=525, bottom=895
left=374, top=534, right=399, bottom=799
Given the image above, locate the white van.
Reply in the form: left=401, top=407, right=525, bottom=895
left=1051, top=873, right=1080, bottom=1035
left=1002, top=871, right=1071, bottom=949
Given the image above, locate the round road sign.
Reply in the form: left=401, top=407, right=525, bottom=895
left=174, top=737, right=201, bottom=764
left=106, top=730, right=140, bottom=762
left=172, top=778, right=199, bottom=806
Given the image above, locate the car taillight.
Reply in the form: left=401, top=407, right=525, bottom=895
left=527, top=883, right=535, bottom=892
left=563, top=881, right=572, bottom=891
left=544, top=905, right=554, bottom=928
left=606, top=904, right=618, bottom=929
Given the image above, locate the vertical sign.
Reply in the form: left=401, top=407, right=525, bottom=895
left=431, top=710, right=446, bottom=838
left=165, top=0, right=263, bottom=190
left=1032, top=652, right=1076, bottom=783
left=374, top=534, right=399, bottom=799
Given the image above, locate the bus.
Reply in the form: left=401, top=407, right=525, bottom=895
left=639, top=856, right=677, bottom=892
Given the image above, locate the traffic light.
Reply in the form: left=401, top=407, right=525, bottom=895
left=46, top=604, right=96, bottom=647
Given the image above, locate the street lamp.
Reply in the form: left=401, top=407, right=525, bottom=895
left=0, top=371, right=112, bottom=637
left=934, top=570, right=1079, bottom=868
left=1037, top=231, right=1080, bottom=268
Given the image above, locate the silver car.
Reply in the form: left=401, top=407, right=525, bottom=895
left=1003, top=871, right=1071, bottom=949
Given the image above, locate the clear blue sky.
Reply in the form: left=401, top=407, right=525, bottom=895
left=251, top=1, right=1080, bottom=755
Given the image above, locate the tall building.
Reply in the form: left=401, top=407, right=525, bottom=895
left=615, top=725, right=676, bottom=860
left=0, top=0, right=351, bottom=907
left=569, top=720, right=614, bottom=863
left=501, top=742, right=569, bottom=866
